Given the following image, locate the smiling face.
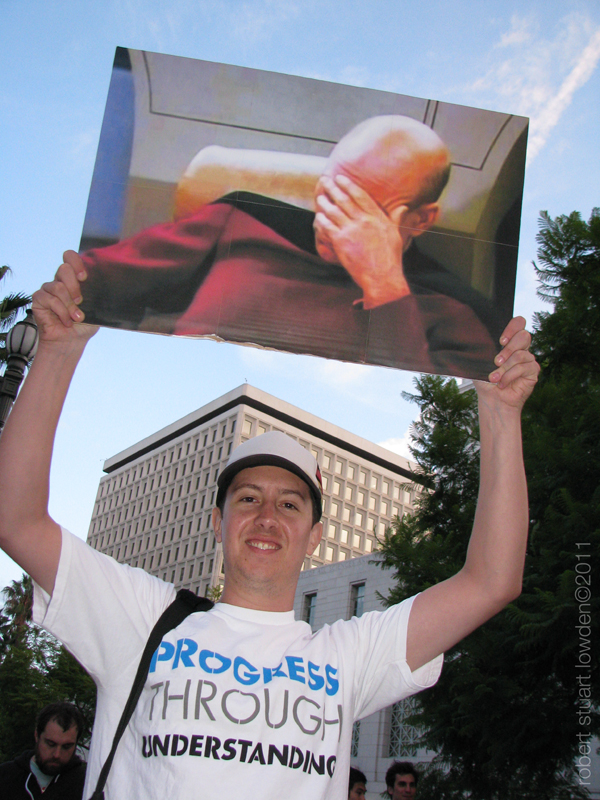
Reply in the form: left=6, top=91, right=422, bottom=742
left=212, top=465, right=323, bottom=611
left=34, top=720, right=78, bottom=775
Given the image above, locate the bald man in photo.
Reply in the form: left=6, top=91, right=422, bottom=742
left=78, top=115, right=501, bottom=379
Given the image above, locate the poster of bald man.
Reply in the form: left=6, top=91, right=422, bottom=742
left=79, top=47, right=528, bottom=381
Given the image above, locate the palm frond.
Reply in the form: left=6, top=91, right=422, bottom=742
left=0, top=293, right=32, bottom=331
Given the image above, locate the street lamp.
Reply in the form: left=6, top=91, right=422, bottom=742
left=0, top=309, right=39, bottom=434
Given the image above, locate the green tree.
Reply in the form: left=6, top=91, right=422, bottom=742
left=0, top=575, right=96, bottom=761
left=0, top=266, right=32, bottom=368
left=378, top=208, right=600, bottom=800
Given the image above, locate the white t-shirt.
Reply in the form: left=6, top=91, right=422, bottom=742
left=34, top=529, right=442, bottom=799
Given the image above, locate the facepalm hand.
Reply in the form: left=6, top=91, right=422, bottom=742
left=313, top=174, right=410, bottom=308
left=32, top=250, right=99, bottom=345
left=475, top=317, right=540, bottom=410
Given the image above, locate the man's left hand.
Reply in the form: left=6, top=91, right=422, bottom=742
left=475, top=317, right=540, bottom=410
left=314, top=174, right=410, bottom=308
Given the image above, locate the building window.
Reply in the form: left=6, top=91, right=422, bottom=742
left=388, top=697, right=420, bottom=757
left=351, top=720, right=360, bottom=757
left=333, top=480, right=342, bottom=496
left=351, top=583, right=365, bottom=618
left=303, top=593, right=317, bottom=626
left=242, top=418, right=252, bottom=435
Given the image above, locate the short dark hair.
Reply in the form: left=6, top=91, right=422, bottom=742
left=386, top=761, right=419, bottom=789
left=349, top=766, right=367, bottom=793
left=36, top=702, right=85, bottom=741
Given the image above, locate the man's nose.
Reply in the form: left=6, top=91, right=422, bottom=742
left=255, top=499, right=279, bottom=526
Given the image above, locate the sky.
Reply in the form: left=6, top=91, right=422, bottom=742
left=1, top=0, right=599, bottom=591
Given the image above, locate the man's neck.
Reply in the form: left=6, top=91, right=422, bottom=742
left=220, top=585, right=295, bottom=613
left=30, top=756, right=54, bottom=789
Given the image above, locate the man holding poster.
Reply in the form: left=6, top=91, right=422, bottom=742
left=0, top=249, right=539, bottom=798
left=79, top=115, right=502, bottom=380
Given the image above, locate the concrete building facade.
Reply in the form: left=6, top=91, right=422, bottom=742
left=86, top=384, right=421, bottom=598
left=294, top=555, right=434, bottom=796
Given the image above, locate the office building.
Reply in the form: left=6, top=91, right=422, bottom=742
left=294, top=555, right=434, bottom=795
left=86, top=384, right=420, bottom=597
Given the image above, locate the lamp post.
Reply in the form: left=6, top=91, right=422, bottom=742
left=0, top=309, right=39, bottom=435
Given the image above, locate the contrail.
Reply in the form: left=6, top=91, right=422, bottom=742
left=528, top=26, right=600, bottom=161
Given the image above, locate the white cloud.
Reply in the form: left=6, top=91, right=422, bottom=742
left=528, top=27, right=600, bottom=160
left=465, top=13, right=600, bottom=162
left=497, top=14, right=534, bottom=49
left=378, top=430, right=413, bottom=460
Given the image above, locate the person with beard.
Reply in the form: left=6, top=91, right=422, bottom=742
left=0, top=702, right=86, bottom=799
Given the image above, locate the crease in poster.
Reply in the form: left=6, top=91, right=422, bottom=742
left=79, top=46, right=528, bottom=381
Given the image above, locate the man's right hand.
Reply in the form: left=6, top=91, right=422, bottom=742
left=0, top=251, right=100, bottom=597
left=313, top=175, right=411, bottom=309
left=32, top=250, right=99, bottom=344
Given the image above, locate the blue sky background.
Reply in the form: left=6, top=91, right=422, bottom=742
left=1, top=0, right=599, bottom=590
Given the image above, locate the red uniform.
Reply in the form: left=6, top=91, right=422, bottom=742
left=80, top=192, right=500, bottom=379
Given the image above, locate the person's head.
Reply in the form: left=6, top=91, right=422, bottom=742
left=34, top=702, right=84, bottom=775
left=314, top=115, right=450, bottom=262
left=349, top=766, right=367, bottom=799
left=213, top=432, right=323, bottom=609
left=386, top=761, right=418, bottom=799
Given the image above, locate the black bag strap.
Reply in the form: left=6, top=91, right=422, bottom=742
left=88, top=589, right=214, bottom=799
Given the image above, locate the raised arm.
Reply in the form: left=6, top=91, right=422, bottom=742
left=0, top=251, right=98, bottom=595
left=406, top=316, right=540, bottom=671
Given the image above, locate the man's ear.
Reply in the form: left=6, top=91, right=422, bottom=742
left=212, top=508, right=223, bottom=543
left=306, top=521, right=323, bottom=556
left=392, top=202, right=439, bottom=239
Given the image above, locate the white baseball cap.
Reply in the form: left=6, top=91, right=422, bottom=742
left=216, top=431, right=323, bottom=517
